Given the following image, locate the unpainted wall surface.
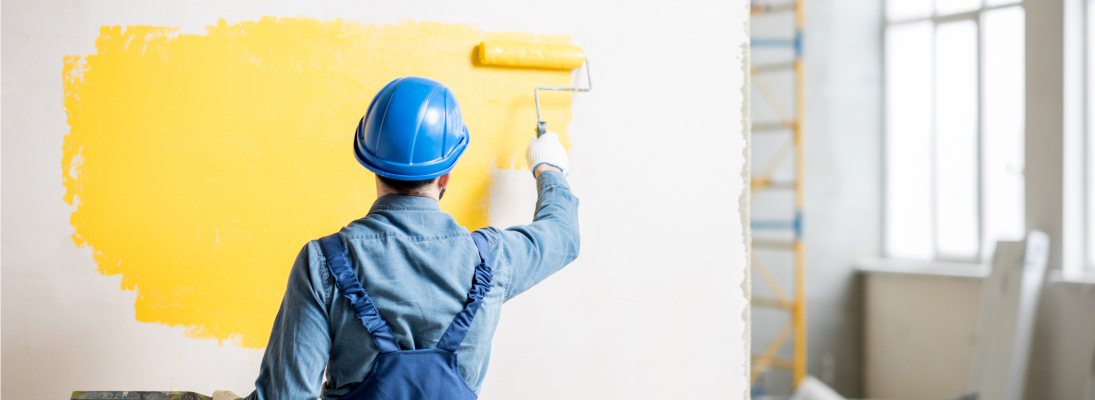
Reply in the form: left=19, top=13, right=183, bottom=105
left=1, top=1, right=750, bottom=399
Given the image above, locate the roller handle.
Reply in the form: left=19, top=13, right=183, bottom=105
left=532, top=59, right=591, bottom=139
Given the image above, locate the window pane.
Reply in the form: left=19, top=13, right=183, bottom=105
left=888, top=0, right=932, bottom=21
left=886, top=21, right=935, bottom=259
left=935, top=20, right=980, bottom=259
left=937, top=0, right=981, bottom=16
left=982, top=7, right=1025, bottom=261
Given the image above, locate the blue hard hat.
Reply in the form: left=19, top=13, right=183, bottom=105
left=354, top=77, right=469, bottom=181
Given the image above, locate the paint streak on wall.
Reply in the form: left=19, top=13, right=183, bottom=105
left=61, top=17, right=574, bottom=348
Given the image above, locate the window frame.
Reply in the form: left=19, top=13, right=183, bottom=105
left=1080, top=0, right=1094, bottom=272
left=882, top=0, right=1025, bottom=263
left=1085, top=0, right=1095, bottom=272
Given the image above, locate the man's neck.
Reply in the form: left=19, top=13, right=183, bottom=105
left=376, top=187, right=440, bottom=202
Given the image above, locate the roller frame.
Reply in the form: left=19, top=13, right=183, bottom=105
left=534, top=59, right=592, bottom=137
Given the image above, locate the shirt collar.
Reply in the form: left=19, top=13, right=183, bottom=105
left=369, top=194, right=442, bottom=213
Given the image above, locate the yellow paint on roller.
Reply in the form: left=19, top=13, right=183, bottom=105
left=62, top=17, right=575, bottom=348
left=478, top=41, right=585, bottom=69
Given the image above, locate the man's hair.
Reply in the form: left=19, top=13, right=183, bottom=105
left=376, top=175, right=438, bottom=195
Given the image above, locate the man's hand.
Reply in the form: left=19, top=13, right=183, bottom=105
left=526, top=131, right=570, bottom=178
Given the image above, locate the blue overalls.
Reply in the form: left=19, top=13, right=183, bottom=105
left=316, top=229, right=493, bottom=400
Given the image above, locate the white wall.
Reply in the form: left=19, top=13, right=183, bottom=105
left=0, top=1, right=751, bottom=399
left=863, top=271, right=984, bottom=400
left=800, top=0, right=882, bottom=394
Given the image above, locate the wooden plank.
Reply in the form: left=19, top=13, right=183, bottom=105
left=753, top=239, right=796, bottom=250
left=753, top=62, right=795, bottom=73
left=72, top=392, right=211, bottom=400
left=752, top=121, right=794, bottom=133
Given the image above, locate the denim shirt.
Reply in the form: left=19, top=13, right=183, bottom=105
left=245, top=170, right=579, bottom=400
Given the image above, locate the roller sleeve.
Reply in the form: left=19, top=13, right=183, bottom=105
left=478, top=41, right=585, bottom=70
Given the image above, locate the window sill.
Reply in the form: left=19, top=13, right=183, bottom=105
left=1047, top=269, right=1095, bottom=286
left=856, top=257, right=989, bottom=278
left=856, top=258, right=1095, bottom=286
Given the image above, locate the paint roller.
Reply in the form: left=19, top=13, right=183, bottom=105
left=477, top=41, right=592, bottom=137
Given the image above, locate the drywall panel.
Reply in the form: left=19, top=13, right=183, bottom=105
left=970, top=234, right=1049, bottom=400
left=1, top=1, right=750, bottom=399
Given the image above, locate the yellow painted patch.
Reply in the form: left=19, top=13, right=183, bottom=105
left=62, top=17, right=574, bottom=348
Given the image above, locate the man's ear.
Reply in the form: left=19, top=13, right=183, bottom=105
left=438, top=173, right=451, bottom=190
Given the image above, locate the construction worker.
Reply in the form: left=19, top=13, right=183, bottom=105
left=216, top=76, right=580, bottom=400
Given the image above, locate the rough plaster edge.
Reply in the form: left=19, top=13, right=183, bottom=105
left=739, top=4, right=753, bottom=399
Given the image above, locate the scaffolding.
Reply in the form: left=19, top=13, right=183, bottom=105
left=749, top=0, right=806, bottom=389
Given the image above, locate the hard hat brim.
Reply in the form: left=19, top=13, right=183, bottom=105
left=354, top=130, right=469, bottom=181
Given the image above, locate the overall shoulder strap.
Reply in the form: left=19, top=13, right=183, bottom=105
left=317, top=233, right=401, bottom=354
left=435, top=230, right=494, bottom=352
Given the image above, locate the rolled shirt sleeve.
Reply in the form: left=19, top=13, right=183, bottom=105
left=494, top=169, right=581, bottom=300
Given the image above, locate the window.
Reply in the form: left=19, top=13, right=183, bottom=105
left=884, top=0, right=1025, bottom=262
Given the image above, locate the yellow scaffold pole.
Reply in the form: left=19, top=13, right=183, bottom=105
left=792, top=0, right=807, bottom=386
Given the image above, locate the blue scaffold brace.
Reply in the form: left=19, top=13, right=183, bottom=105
left=317, top=230, right=494, bottom=400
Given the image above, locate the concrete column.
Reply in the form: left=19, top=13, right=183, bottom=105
left=1025, top=0, right=1066, bottom=269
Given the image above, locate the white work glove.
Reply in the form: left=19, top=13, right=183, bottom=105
left=526, top=131, right=570, bottom=177
left=212, top=390, right=242, bottom=400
